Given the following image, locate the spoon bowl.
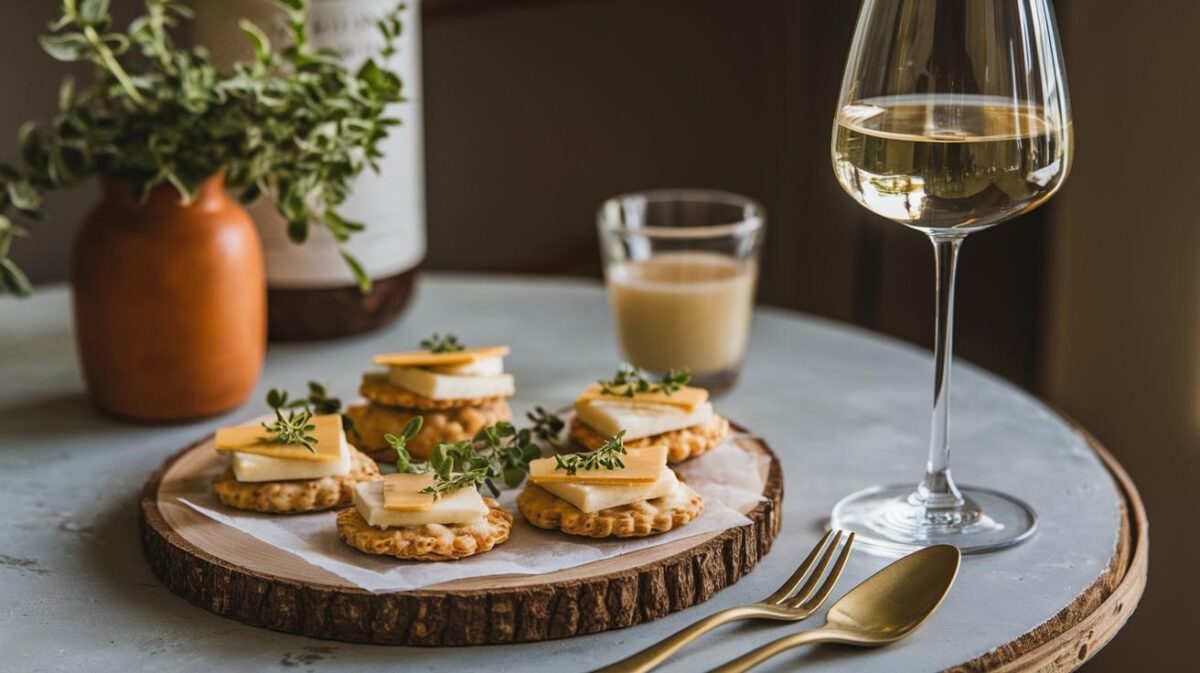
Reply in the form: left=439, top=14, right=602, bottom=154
left=822, top=543, right=961, bottom=645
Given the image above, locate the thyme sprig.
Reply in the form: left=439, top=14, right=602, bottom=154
left=420, top=333, right=464, bottom=353
left=386, top=418, right=543, bottom=500
left=266, top=380, right=356, bottom=435
left=554, top=430, right=628, bottom=475
left=385, top=417, right=425, bottom=474
left=526, top=406, right=565, bottom=448
left=598, top=365, right=691, bottom=397
left=262, top=389, right=318, bottom=453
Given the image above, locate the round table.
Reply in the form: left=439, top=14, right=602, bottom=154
left=0, top=275, right=1145, bottom=672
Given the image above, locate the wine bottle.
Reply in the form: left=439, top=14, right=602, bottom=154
left=194, top=0, right=426, bottom=339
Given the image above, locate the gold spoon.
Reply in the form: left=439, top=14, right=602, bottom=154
left=707, top=544, right=961, bottom=673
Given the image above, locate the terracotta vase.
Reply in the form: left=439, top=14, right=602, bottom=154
left=71, top=174, right=266, bottom=421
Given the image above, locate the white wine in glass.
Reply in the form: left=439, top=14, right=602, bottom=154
left=829, top=0, right=1072, bottom=555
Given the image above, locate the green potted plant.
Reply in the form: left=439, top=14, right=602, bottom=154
left=0, top=0, right=403, bottom=421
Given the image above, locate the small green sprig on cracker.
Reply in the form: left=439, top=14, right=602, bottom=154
left=598, top=365, right=691, bottom=397
left=554, top=430, right=628, bottom=475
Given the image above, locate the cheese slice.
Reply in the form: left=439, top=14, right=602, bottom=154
left=576, top=382, right=708, bottom=413
left=373, top=346, right=510, bottom=368
left=215, top=414, right=345, bottom=462
left=529, top=444, right=669, bottom=485
left=576, top=400, right=714, bottom=440
left=383, top=472, right=436, bottom=512
left=539, top=468, right=681, bottom=513
left=428, top=356, right=505, bottom=376
left=388, top=367, right=514, bottom=400
left=231, top=437, right=352, bottom=482
left=354, top=479, right=489, bottom=527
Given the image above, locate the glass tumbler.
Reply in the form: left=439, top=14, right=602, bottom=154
left=597, top=189, right=765, bottom=390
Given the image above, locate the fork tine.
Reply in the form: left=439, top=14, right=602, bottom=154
left=779, top=529, right=848, bottom=606
left=763, top=530, right=838, bottom=605
left=785, top=532, right=855, bottom=610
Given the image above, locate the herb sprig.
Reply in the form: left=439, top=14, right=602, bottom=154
left=554, top=430, right=628, bottom=475
left=266, top=380, right=356, bottom=436
left=598, top=365, right=691, bottom=397
left=0, top=0, right=408, bottom=297
left=420, top=333, right=465, bottom=353
left=385, top=418, right=545, bottom=500
left=262, top=389, right=318, bottom=453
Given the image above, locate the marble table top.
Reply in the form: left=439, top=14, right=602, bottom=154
left=0, top=274, right=1122, bottom=672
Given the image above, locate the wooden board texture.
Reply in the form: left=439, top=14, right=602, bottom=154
left=140, top=432, right=784, bottom=645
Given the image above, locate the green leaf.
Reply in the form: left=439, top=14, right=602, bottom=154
left=287, top=219, right=309, bottom=243
left=238, top=19, right=271, bottom=62
left=79, top=0, right=111, bottom=24
left=0, top=258, right=33, bottom=297
left=18, top=123, right=42, bottom=168
left=6, top=181, right=40, bottom=215
left=401, top=416, right=423, bottom=439
left=39, top=33, right=90, bottom=62
left=340, top=250, right=371, bottom=293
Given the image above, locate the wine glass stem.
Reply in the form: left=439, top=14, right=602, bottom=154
left=917, top=234, right=967, bottom=510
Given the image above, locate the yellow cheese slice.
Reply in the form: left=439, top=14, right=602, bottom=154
left=215, top=414, right=345, bottom=462
left=529, top=444, right=669, bottom=485
left=373, top=346, right=510, bottom=368
left=383, top=473, right=437, bottom=512
left=575, top=383, right=708, bottom=412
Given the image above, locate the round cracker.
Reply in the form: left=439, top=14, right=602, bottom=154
left=360, top=373, right=511, bottom=410
left=569, top=414, right=731, bottom=463
left=212, top=446, right=380, bottom=514
left=345, top=400, right=512, bottom=462
left=517, top=482, right=704, bottom=538
left=336, top=497, right=513, bottom=561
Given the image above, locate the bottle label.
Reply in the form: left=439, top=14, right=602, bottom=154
left=195, top=0, right=425, bottom=288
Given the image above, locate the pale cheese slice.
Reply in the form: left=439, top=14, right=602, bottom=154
left=354, top=479, right=489, bottom=527
left=388, top=367, right=515, bottom=400
left=215, top=414, right=345, bottom=462
left=231, top=435, right=351, bottom=482
left=575, top=382, right=708, bottom=412
left=428, top=356, right=505, bottom=376
left=529, top=444, right=669, bottom=485
left=373, top=346, right=510, bottom=368
left=576, top=400, right=714, bottom=440
left=383, top=472, right=436, bottom=512
left=539, top=468, right=681, bottom=513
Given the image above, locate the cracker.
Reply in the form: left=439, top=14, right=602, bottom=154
left=517, top=482, right=704, bottom=538
left=345, top=400, right=512, bottom=462
left=360, top=372, right=511, bottom=410
left=569, top=414, right=731, bottom=463
left=336, top=497, right=513, bottom=561
left=212, top=446, right=380, bottom=514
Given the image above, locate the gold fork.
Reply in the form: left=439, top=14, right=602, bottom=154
left=592, top=530, right=856, bottom=673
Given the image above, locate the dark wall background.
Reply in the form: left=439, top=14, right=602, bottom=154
left=3, top=1, right=1192, bottom=669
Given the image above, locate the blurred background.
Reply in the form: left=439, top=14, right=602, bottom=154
left=2, top=0, right=1194, bottom=668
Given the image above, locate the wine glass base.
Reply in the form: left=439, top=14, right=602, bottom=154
left=830, top=484, right=1037, bottom=556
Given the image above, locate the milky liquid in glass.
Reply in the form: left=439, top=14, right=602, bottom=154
left=608, top=252, right=756, bottom=381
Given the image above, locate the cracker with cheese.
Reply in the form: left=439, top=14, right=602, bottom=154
left=570, top=413, right=731, bottom=464
left=518, top=481, right=704, bottom=538
left=350, top=335, right=517, bottom=455
left=571, top=371, right=730, bottom=463
left=337, top=498, right=512, bottom=561
left=212, top=447, right=380, bottom=513
left=517, top=431, right=705, bottom=538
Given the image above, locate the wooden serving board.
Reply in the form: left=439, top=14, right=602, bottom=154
left=138, top=426, right=783, bottom=646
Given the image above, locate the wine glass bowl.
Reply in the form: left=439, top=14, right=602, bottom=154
left=828, top=0, right=1072, bottom=555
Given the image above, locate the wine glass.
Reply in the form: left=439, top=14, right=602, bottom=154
left=829, top=0, right=1072, bottom=555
